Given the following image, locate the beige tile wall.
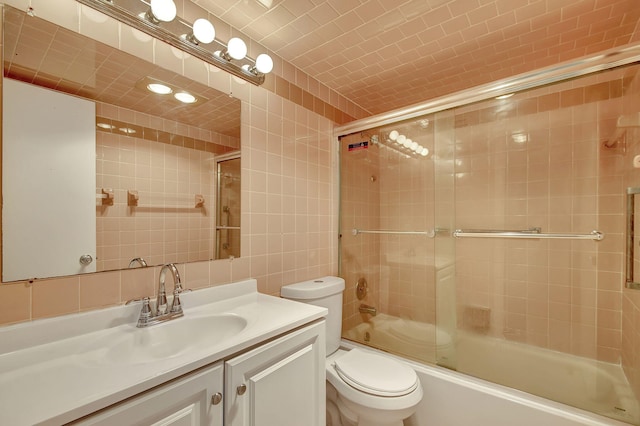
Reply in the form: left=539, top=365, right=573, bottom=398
left=0, top=0, right=338, bottom=325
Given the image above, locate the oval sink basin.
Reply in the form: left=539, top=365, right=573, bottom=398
left=102, top=313, right=248, bottom=364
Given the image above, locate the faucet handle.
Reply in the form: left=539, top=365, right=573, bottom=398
left=156, top=291, right=168, bottom=316
left=170, top=288, right=183, bottom=315
left=136, top=297, right=153, bottom=327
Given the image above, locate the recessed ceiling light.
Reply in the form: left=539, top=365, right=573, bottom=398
left=174, top=91, right=197, bottom=104
left=147, top=83, right=172, bottom=95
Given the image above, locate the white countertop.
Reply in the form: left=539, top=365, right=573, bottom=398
left=0, top=279, right=327, bottom=425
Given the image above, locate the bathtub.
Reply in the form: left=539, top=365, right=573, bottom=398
left=343, top=315, right=639, bottom=425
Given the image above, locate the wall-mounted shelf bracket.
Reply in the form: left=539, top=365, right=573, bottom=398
left=127, top=190, right=139, bottom=207
left=96, top=188, right=114, bottom=205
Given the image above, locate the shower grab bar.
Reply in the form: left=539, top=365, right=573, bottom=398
left=453, top=229, right=604, bottom=241
left=351, top=228, right=436, bottom=237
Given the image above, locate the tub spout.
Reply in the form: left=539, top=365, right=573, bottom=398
left=359, top=303, right=377, bottom=316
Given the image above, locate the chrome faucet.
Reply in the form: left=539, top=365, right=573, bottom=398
left=135, top=263, right=185, bottom=327
left=157, top=263, right=183, bottom=316
left=359, top=303, right=377, bottom=316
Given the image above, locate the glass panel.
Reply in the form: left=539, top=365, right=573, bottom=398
left=444, top=63, right=640, bottom=424
left=339, top=62, right=640, bottom=425
left=339, top=118, right=438, bottom=364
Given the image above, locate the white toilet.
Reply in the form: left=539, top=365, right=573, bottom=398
left=281, top=276, right=423, bottom=426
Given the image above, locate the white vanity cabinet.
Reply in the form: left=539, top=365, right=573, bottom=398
left=72, top=362, right=225, bottom=426
left=224, top=321, right=326, bottom=426
left=71, top=321, right=325, bottom=426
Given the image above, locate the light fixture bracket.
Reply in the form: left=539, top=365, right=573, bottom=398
left=76, top=0, right=266, bottom=85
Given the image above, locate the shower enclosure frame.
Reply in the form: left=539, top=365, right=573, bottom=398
left=336, top=41, right=640, bottom=425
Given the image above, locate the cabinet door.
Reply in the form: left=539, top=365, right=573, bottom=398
left=72, top=362, right=224, bottom=426
left=225, top=321, right=326, bottom=426
left=3, top=78, right=97, bottom=281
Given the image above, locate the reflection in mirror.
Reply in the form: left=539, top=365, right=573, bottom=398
left=1, top=5, right=241, bottom=282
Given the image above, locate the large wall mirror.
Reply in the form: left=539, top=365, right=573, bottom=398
left=1, top=5, right=241, bottom=282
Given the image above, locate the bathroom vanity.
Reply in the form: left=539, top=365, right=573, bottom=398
left=0, top=279, right=327, bottom=425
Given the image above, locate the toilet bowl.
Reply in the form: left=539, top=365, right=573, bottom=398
left=327, top=348, right=423, bottom=426
left=281, top=276, right=423, bottom=426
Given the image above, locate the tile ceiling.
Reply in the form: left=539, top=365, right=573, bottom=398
left=195, top=0, right=640, bottom=115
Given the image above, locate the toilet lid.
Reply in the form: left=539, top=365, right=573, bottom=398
left=333, top=348, right=418, bottom=397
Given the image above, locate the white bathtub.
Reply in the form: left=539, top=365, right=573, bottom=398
left=343, top=316, right=639, bottom=425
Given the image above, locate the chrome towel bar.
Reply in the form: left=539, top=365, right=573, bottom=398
left=351, top=228, right=436, bottom=237
left=453, top=229, right=604, bottom=241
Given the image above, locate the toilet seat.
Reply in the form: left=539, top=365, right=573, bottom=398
left=333, top=348, right=419, bottom=397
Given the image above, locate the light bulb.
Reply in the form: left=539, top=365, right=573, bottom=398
left=389, top=130, right=399, bottom=141
left=192, top=18, right=215, bottom=44
left=416, top=144, right=424, bottom=153
left=410, top=141, right=418, bottom=151
left=403, top=138, right=412, bottom=148
left=227, top=37, right=247, bottom=60
left=150, top=0, right=176, bottom=22
left=255, top=54, right=274, bottom=74
left=174, top=92, right=197, bottom=103
left=421, top=147, right=429, bottom=156
left=396, top=135, right=406, bottom=145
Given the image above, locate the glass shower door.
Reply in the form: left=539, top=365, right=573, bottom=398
left=339, top=118, right=441, bottom=364
left=215, top=153, right=241, bottom=259
left=436, top=63, right=640, bottom=424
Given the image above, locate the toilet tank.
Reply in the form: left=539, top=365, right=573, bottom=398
left=281, top=276, right=345, bottom=355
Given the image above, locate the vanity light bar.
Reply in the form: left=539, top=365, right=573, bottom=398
left=76, top=0, right=271, bottom=86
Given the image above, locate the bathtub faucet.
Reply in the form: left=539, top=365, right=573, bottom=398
left=359, top=303, right=377, bottom=316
